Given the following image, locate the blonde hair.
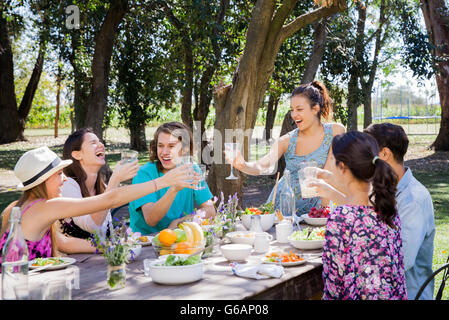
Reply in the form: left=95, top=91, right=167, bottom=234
left=1, top=182, right=59, bottom=256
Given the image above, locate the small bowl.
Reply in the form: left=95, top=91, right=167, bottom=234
left=146, top=254, right=203, bottom=285
left=301, top=214, right=327, bottom=226
left=220, top=244, right=253, bottom=261
left=241, top=213, right=275, bottom=232
left=152, top=238, right=206, bottom=258
left=226, top=231, right=256, bottom=245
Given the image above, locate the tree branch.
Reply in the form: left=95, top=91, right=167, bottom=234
left=280, top=1, right=346, bottom=43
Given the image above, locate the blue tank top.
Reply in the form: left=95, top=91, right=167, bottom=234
left=267, top=123, right=333, bottom=216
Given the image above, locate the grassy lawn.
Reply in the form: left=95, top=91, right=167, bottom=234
left=414, top=171, right=449, bottom=300
left=0, top=127, right=448, bottom=299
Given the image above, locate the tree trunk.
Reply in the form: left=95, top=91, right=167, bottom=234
left=70, top=31, right=89, bottom=130
left=208, top=0, right=347, bottom=200
left=0, top=10, right=46, bottom=143
left=129, top=122, right=147, bottom=151
left=0, top=12, right=21, bottom=144
left=362, top=0, right=386, bottom=129
left=84, top=0, right=128, bottom=141
left=264, top=94, right=279, bottom=141
left=346, top=2, right=366, bottom=132
left=301, top=17, right=329, bottom=83
left=420, top=0, right=449, bottom=150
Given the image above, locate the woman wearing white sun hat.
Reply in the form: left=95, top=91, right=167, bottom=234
left=0, top=146, right=197, bottom=261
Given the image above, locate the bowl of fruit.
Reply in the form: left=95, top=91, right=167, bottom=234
left=152, top=221, right=206, bottom=257
left=301, top=206, right=330, bottom=226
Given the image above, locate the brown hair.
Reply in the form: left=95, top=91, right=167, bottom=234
left=149, top=122, right=194, bottom=172
left=291, top=80, right=333, bottom=121
left=1, top=183, right=59, bottom=256
left=364, top=123, right=409, bottom=164
left=62, top=128, right=106, bottom=197
left=332, top=131, right=398, bottom=229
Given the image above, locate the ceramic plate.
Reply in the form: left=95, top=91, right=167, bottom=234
left=136, top=235, right=153, bottom=246
left=29, top=257, right=76, bottom=270
left=262, top=258, right=307, bottom=267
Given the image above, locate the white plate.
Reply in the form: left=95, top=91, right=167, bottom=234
left=288, top=237, right=325, bottom=250
left=301, top=214, right=327, bottom=226
left=29, top=257, right=76, bottom=270
left=262, top=258, right=307, bottom=267
left=136, top=235, right=153, bottom=246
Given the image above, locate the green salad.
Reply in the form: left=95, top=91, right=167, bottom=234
left=156, top=254, right=201, bottom=266
left=31, top=257, right=65, bottom=267
left=289, top=227, right=325, bottom=241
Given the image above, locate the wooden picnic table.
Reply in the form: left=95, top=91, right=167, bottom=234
left=18, top=223, right=324, bottom=300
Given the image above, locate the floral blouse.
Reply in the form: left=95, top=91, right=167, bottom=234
left=322, top=205, right=408, bottom=300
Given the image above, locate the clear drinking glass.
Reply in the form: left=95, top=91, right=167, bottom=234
left=298, top=160, right=319, bottom=198
left=121, top=150, right=138, bottom=163
left=224, top=142, right=240, bottom=180
left=194, top=164, right=207, bottom=190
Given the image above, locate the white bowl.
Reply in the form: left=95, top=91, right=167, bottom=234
left=220, top=244, right=253, bottom=261
left=288, top=237, right=324, bottom=250
left=147, top=254, right=203, bottom=285
left=226, top=231, right=256, bottom=245
left=301, top=214, right=327, bottom=226
left=241, top=213, right=275, bottom=232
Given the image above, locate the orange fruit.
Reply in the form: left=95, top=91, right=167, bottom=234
left=159, top=249, right=173, bottom=256
left=174, top=242, right=193, bottom=254
left=158, top=229, right=177, bottom=246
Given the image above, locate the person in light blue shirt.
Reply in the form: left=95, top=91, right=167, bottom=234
left=129, top=122, right=215, bottom=235
left=365, top=123, right=435, bottom=300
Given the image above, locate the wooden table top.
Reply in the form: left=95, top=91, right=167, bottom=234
left=17, top=223, right=325, bottom=300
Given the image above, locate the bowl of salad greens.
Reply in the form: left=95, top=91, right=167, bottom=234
left=146, top=254, right=203, bottom=285
left=288, top=227, right=325, bottom=250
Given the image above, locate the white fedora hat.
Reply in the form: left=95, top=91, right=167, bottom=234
left=14, top=146, right=73, bottom=191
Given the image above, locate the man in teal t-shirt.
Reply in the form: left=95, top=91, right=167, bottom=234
left=129, top=162, right=213, bottom=234
left=129, top=121, right=215, bottom=235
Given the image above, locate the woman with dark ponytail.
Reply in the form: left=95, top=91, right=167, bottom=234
left=309, top=131, right=407, bottom=300
left=227, top=80, right=345, bottom=215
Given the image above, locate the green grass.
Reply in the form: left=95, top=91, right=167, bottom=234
left=414, top=172, right=449, bottom=300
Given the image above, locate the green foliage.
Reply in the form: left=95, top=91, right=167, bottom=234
left=394, top=0, right=434, bottom=80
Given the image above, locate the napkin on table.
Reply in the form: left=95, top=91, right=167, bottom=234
left=230, top=262, right=284, bottom=280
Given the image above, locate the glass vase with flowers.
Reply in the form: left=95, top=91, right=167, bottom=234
left=90, top=219, right=133, bottom=290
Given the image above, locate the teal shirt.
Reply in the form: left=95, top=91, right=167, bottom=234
left=129, top=162, right=213, bottom=235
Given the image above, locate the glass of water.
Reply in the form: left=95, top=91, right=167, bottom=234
left=121, top=150, right=138, bottom=164
left=194, top=164, right=207, bottom=190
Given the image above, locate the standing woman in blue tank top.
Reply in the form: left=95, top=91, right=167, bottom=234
left=226, top=81, right=346, bottom=216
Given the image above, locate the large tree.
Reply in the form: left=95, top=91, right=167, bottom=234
left=83, top=0, right=128, bottom=140
left=420, top=0, right=449, bottom=151
left=208, top=0, right=347, bottom=200
left=0, top=1, right=49, bottom=143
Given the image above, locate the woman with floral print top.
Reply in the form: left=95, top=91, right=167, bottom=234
left=309, top=131, right=407, bottom=300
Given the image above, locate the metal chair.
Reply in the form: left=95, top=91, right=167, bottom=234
left=415, top=255, right=449, bottom=300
